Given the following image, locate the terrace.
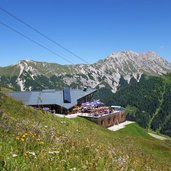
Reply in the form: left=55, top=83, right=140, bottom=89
left=71, top=100, right=126, bottom=127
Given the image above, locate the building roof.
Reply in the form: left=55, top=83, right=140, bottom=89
left=8, top=88, right=96, bottom=109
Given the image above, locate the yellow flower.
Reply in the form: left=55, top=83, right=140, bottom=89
left=22, top=134, right=26, bottom=138
left=16, top=136, right=20, bottom=140
left=21, top=138, right=25, bottom=142
left=30, top=132, right=36, bottom=138
left=39, top=141, right=44, bottom=145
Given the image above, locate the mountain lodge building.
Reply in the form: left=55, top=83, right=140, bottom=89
left=8, top=88, right=126, bottom=127
left=8, top=88, right=96, bottom=114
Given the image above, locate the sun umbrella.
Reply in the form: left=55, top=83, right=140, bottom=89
left=43, top=107, right=49, bottom=111
left=93, top=100, right=104, bottom=106
left=81, top=102, right=91, bottom=107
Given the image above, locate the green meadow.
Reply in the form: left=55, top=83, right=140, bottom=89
left=0, top=93, right=171, bottom=170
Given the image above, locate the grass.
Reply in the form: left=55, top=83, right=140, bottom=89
left=0, top=65, right=20, bottom=77
left=0, top=87, right=13, bottom=92
left=0, top=93, right=171, bottom=170
left=117, top=124, right=171, bottom=162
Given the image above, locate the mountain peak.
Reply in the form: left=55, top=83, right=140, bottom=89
left=110, top=50, right=139, bottom=58
left=0, top=50, right=170, bottom=92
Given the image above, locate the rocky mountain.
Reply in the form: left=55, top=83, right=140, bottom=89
left=0, top=51, right=171, bottom=92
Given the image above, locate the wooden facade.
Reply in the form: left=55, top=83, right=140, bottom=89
left=81, top=111, right=126, bottom=128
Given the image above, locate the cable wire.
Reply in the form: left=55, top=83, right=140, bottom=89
left=0, top=20, right=74, bottom=64
left=0, top=7, right=89, bottom=64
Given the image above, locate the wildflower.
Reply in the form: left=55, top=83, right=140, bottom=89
left=22, top=135, right=26, bottom=138
left=27, top=151, right=36, bottom=156
left=117, top=156, right=126, bottom=166
left=49, top=151, right=60, bottom=155
left=66, top=150, right=69, bottom=153
left=70, top=167, right=76, bottom=171
left=21, top=138, right=25, bottom=142
left=22, top=133, right=28, bottom=138
left=12, top=154, right=18, bottom=158
left=38, top=141, right=44, bottom=145
left=30, top=132, right=36, bottom=138
left=44, top=125, right=48, bottom=128
left=48, top=158, right=54, bottom=161
left=16, top=136, right=20, bottom=140
left=82, top=165, right=87, bottom=170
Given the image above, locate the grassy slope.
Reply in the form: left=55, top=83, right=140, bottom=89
left=0, top=93, right=171, bottom=170
left=0, top=65, right=20, bottom=77
left=27, top=61, right=75, bottom=77
left=0, top=87, right=13, bottom=92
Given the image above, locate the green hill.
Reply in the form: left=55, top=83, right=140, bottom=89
left=0, top=93, right=171, bottom=170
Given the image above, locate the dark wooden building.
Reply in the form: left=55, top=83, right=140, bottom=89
left=80, top=111, right=126, bottom=128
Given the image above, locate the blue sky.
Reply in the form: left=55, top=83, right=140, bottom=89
left=0, top=0, right=171, bottom=66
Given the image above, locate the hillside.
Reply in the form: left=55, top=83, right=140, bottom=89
left=0, top=93, right=171, bottom=170
left=0, top=51, right=171, bottom=92
left=95, top=74, right=171, bottom=137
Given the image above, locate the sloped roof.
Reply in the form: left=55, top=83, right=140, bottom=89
left=8, top=89, right=96, bottom=109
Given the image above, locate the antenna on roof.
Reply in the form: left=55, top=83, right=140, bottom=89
left=37, top=92, right=42, bottom=107
left=83, top=87, right=87, bottom=92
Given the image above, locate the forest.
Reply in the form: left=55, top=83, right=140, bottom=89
left=95, top=74, right=171, bottom=136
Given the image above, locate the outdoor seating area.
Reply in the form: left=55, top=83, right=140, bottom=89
left=81, top=106, right=113, bottom=117
left=70, top=100, right=123, bottom=116
left=81, top=100, right=106, bottom=114
left=69, top=100, right=126, bottom=127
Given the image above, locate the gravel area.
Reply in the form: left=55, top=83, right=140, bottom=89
left=108, top=121, right=135, bottom=131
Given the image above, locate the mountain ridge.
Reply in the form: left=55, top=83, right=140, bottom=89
left=0, top=51, right=170, bottom=92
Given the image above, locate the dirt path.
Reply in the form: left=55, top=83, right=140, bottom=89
left=148, top=133, right=167, bottom=140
